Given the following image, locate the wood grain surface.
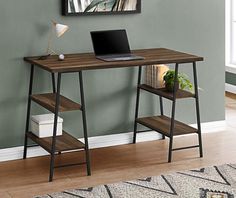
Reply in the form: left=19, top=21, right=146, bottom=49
left=27, top=131, right=85, bottom=153
left=24, top=48, right=203, bottom=73
left=139, top=84, right=195, bottom=100
left=31, top=93, right=81, bottom=113
left=136, top=115, right=198, bottom=137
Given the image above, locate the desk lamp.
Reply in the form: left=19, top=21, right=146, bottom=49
left=39, top=21, right=69, bottom=60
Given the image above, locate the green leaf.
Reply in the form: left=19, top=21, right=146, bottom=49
left=163, top=70, right=193, bottom=92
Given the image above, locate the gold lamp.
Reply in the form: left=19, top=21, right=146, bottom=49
left=40, top=20, right=69, bottom=60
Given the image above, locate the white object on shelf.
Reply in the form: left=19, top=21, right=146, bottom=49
left=31, top=114, right=63, bottom=138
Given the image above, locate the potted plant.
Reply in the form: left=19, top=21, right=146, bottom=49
left=163, top=70, right=193, bottom=92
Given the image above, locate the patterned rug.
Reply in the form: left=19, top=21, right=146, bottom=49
left=37, top=164, right=236, bottom=198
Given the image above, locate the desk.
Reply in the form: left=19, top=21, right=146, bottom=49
left=23, top=48, right=204, bottom=182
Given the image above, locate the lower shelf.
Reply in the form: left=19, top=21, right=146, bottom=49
left=136, top=115, right=198, bottom=137
left=27, top=131, right=85, bottom=154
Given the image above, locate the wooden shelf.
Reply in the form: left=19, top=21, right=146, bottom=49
left=136, top=115, right=198, bottom=137
left=139, top=84, right=195, bottom=100
left=27, top=131, right=85, bottom=153
left=31, top=93, right=81, bottom=113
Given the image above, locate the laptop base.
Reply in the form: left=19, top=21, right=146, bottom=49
left=96, top=54, right=144, bottom=62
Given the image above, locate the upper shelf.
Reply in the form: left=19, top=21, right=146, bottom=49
left=139, top=84, right=195, bottom=100
left=31, top=93, right=81, bottom=113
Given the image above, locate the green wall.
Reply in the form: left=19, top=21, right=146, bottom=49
left=0, top=0, right=225, bottom=149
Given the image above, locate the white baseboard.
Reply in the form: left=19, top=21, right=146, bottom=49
left=226, top=65, right=236, bottom=74
left=0, top=120, right=226, bottom=162
left=225, top=83, right=236, bottom=94
left=190, top=120, right=226, bottom=133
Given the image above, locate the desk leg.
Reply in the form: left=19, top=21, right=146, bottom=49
left=133, top=66, right=142, bottom=144
left=23, top=64, right=34, bottom=159
left=79, top=71, right=91, bottom=176
left=51, top=73, right=62, bottom=155
left=49, top=73, right=62, bottom=182
left=51, top=73, right=56, bottom=93
left=168, top=63, right=179, bottom=163
left=159, top=96, right=165, bottom=140
left=193, top=62, right=203, bottom=158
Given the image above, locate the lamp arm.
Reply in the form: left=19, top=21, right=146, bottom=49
left=46, top=23, right=59, bottom=55
left=48, top=48, right=57, bottom=55
left=46, top=25, right=54, bottom=55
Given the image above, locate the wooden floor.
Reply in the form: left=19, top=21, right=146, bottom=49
left=0, top=93, right=236, bottom=198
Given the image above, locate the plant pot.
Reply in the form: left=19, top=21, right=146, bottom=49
left=165, top=82, right=179, bottom=92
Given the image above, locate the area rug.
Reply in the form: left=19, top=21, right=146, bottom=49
left=37, top=164, right=236, bottom=198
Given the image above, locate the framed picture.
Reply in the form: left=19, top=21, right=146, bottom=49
left=62, top=0, right=141, bottom=16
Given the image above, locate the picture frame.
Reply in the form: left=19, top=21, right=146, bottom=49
left=62, top=0, right=141, bottom=16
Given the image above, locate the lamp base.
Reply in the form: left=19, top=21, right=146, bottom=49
left=38, top=54, right=51, bottom=60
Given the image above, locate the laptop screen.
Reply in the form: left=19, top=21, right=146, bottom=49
left=90, top=30, right=131, bottom=56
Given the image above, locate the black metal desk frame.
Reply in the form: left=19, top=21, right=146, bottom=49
left=133, top=62, right=203, bottom=162
left=23, top=65, right=91, bottom=182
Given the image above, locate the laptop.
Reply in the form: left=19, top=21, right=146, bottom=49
left=90, top=29, right=144, bottom=62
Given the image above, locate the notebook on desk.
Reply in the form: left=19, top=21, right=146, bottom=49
left=90, top=29, right=144, bottom=62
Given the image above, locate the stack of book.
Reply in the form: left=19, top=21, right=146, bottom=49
left=145, top=65, right=169, bottom=89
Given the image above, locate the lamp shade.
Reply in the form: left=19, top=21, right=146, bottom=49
left=55, top=23, right=69, bottom=37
